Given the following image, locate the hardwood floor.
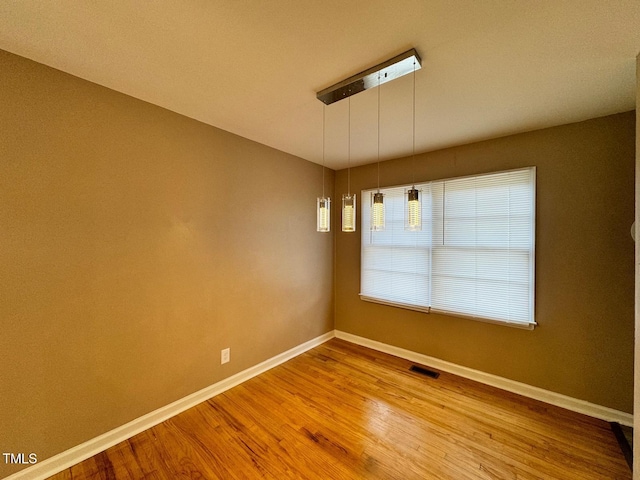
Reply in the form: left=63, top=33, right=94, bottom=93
left=48, top=339, right=631, bottom=479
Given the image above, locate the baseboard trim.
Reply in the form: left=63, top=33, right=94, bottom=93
left=7, top=329, right=631, bottom=479
left=4, top=331, right=335, bottom=480
left=334, top=330, right=633, bottom=427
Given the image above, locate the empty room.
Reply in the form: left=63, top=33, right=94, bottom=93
left=1, top=2, right=639, bottom=479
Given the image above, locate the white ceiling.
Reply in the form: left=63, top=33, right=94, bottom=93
left=1, top=1, right=638, bottom=170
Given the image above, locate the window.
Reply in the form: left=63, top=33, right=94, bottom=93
left=361, top=167, right=536, bottom=328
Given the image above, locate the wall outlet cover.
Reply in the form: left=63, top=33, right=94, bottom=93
left=221, top=348, right=230, bottom=364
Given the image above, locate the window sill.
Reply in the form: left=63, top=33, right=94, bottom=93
left=359, top=295, right=536, bottom=330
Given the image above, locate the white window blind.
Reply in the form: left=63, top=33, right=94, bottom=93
left=361, top=184, right=432, bottom=311
left=361, top=167, right=535, bottom=327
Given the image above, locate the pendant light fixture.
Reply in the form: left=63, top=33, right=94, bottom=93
left=405, top=58, right=422, bottom=231
left=342, top=97, right=356, bottom=232
left=317, top=105, right=331, bottom=232
left=371, top=73, right=385, bottom=231
left=315, top=49, right=421, bottom=233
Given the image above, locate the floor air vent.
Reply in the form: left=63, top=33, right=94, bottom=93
left=410, top=365, right=440, bottom=379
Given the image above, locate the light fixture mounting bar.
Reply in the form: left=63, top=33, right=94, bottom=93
left=316, top=49, right=421, bottom=105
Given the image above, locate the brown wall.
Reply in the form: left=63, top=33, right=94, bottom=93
left=0, top=50, right=334, bottom=477
left=335, top=111, right=635, bottom=414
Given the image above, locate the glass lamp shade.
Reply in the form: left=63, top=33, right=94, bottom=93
left=371, top=192, right=385, bottom=231
left=317, top=197, right=331, bottom=232
left=342, top=194, right=356, bottom=232
left=405, top=187, right=422, bottom=231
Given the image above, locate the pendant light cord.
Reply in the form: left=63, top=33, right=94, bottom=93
left=348, top=96, right=351, bottom=196
left=377, top=73, right=381, bottom=192
left=322, top=104, right=325, bottom=198
left=412, top=59, right=416, bottom=186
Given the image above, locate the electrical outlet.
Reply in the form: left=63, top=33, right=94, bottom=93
left=221, top=348, right=230, bottom=364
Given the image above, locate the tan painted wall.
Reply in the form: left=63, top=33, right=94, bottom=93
left=335, top=112, right=635, bottom=414
left=0, top=50, right=334, bottom=477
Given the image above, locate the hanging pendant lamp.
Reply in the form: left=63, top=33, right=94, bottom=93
left=405, top=59, right=422, bottom=232
left=371, top=73, right=385, bottom=231
left=405, top=186, right=421, bottom=231
left=342, top=97, right=356, bottom=232
left=314, top=49, right=421, bottom=233
left=317, top=105, right=331, bottom=232
left=342, top=193, right=356, bottom=232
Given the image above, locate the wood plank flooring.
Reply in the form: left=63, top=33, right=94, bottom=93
left=48, top=339, right=631, bottom=479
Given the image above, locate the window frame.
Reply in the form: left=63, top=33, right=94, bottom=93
left=360, top=167, right=536, bottom=330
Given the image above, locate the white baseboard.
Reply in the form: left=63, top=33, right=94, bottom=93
left=6, top=328, right=631, bottom=479
left=4, top=331, right=335, bottom=480
left=334, top=330, right=633, bottom=427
